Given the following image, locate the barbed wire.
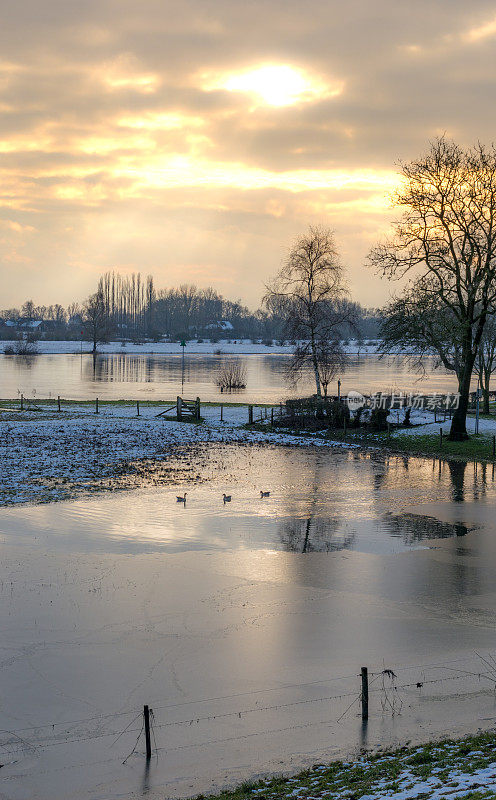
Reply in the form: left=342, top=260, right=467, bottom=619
left=1, top=656, right=495, bottom=754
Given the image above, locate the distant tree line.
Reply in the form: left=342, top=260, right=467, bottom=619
left=0, top=275, right=381, bottom=345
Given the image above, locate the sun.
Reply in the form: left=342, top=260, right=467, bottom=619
left=210, top=64, right=340, bottom=107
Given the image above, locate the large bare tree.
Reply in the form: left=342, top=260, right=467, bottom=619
left=370, top=138, right=496, bottom=440
left=264, top=226, right=354, bottom=397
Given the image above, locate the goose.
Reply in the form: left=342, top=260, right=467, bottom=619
left=176, top=493, right=187, bottom=503
left=223, top=494, right=232, bottom=503
left=260, top=490, right=270, bottom=498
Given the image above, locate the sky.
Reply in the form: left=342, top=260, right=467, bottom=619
left=1, top=0, right=496, bottom=311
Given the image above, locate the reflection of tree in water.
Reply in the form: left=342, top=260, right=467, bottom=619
left=384, top=512, right=469, bottom=546
left=84, top=354, right=156, bottom=384
left=277, top=451, right=356, bottom=552
left=279, top=516, right=356, bottom=553
left=448, top=460, right=467, bottom=502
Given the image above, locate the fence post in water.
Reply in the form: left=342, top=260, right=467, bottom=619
left=248, top=405, right=253, bottom=424
left=176, top=396, right=182, bottom=420
left=361, top=667, right=369, bottom=721
left=196, top=397, right=201, bottom=420
left=20, top=393, right=23, bottom=411
left=137, top=401, right=140, bottom=417
left=220, top=404, right=223, bottom=422
left=95, top=397, right=99, bottom=414
left=271, top=407, right=274, bottom=426
left=144, top=705, right=152, bottom=760
left=434, top=407, right=437, bottom=423
left=440, top=427, right=443, bottom=447
left=57, top=395, right=61, bottom=412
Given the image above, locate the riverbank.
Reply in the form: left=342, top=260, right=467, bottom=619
left=0, top=400, right=358, bottom=506
left=0, top=338, right=379, bottom=356
left=0, top=400, right=494, bottom=506
left=208, top=731, right=496, bottom=800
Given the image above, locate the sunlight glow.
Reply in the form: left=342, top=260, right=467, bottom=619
left=112, top=155, right=397, bottom=194
left=466, top=15, right=496, bottom=42
left=207, top=64, right=341, bottom=107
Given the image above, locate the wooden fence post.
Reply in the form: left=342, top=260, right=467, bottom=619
left=20, top=393, right=23, bottom=411
left=361, top=667, right=369, bottom=721
left=220, top=404, right=223, bottom=421
left=57, top=395, right=61, bottom=412
left=144, top=705, right=152, bottom=760
left=176, top=396, right=182, bottom=420
left=95, top=397, right=99, bottom=414
left=248, top=405, right=253, bottom=424
left=271, top=407, right=274, bottom=425
left=137, top=400, right=140, bottom=417
left=196, top=397, right=200, bottom=420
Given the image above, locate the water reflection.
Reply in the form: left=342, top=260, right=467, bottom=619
left=448, top=461, right=467, bottom=502
left=384, top=512, right=469, bottom=545
left=0, top=352, right=469, bottom=402
left=0, top=445, right=492, bottom=556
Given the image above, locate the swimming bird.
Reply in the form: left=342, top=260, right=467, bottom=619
left=176, top=493, right=187, bottom=503
left=260, top=490, right=270, bottom=498
left=223, top=494, right=232, bottom=503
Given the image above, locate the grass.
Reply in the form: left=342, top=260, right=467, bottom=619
left=0, top=398, right=275, bottom=409
left=385, top=432, right=495, bottom=461
left=195, top=731, right=496, bottom=800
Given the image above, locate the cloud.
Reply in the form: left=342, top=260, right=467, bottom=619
left=0, top=0, right=495, bottom=308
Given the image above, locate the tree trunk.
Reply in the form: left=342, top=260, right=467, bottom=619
left=310, top=334, right=322, bottom=397
left=482, top=367, right=491, bottom=414
left=449, top=356, right=474, bottom=440
left=483, top=387, right=490, bottom=415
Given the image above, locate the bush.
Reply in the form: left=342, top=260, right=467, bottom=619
left=216, top=359, right=247, bottom=390
left=6, top=340, right=40, bottom=356
left=369, top=407, right=389, bottom=430
left=280, top=397, right=350, bottom=430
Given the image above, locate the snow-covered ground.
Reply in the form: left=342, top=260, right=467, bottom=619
left=0, top=402, right=358, bottom=506
left=0, top=400, right=493, bottom=507
left=0, top=338, right=380, bottom=356
left=389, top=408, right=495, bottom=437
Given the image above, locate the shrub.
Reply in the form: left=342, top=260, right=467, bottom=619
left=216, top=359, right=247, bottom=390
left=13, top=340, right=39, bottom=356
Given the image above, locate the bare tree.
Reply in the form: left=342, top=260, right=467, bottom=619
left=370, top=138, right=496, bottom=440
left=476, top=314, right=496, bottom=414
left=216, top=359, right=247, bottom=390
left=290, top=338, right=347, bottom=397
left=83, top=290, right=110, bottom=352
left=264, top=226, right=354, bottom=397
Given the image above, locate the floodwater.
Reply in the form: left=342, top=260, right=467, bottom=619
left=0, top=351, right=462, bottom=402
left=1, top=446, right=496, bottom=800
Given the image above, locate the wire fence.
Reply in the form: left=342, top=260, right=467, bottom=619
left=2, top=653, right=496, bottom=766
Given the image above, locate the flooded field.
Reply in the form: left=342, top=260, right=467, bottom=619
left=0, top=351, right=461, bottom=402
left=1, top=445, right=496, bottom=799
